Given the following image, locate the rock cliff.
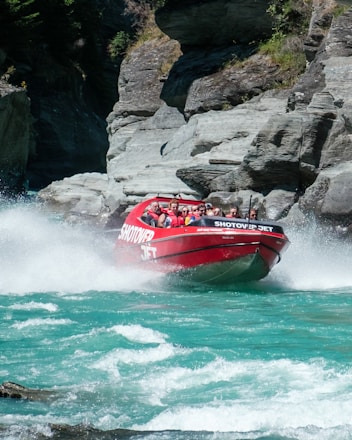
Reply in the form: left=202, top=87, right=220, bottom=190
left=36, top=1, right=352, bottom=233
left=0, top=80, right=32, bottom=193
left=0, top=0, right=129, bottom=190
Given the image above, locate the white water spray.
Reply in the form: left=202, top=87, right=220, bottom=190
left=0, top=203, right=157, bottom=295
left=269, top=223, right=352, bottom=291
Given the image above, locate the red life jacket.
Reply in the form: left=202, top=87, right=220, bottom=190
left=147, top=209, right=160, bottom=222
left=166, top=210, right=185, bottom=227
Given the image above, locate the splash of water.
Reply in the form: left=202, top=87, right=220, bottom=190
left=269, top=223, right=352, bottom=291
left=0, top=203, right=157, bottom=295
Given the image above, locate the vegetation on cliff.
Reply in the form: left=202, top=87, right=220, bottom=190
left=1, top=0, right=100, bottom=66
left=261, top=0, right=312, bottom=74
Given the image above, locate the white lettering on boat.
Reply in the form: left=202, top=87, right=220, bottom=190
left=214, top=220, right=274, bottom=232
left=118, top=223, right=155, bottom=243
left=141, top=244, right=157, bottom=260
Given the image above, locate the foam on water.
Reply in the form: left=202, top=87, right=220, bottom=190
left=267, top=224, right=352, bottom=291
left=0, top=204, right=159, bottom=295
left=109, top=324, right=168, bottom=344
left=91, top=343, right=184, bottom=373
left=11, top=317, right=74, bottom=330
left=133, top=357, right=352, bottom=433
left=8, top=301, right=59, bottom=312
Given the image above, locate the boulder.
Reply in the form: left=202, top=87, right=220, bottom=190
left=299, top=161, right=352, bottom=226
left=0, top=381, right=55, bottom=401
left=38, top=173, right=110, bottom=226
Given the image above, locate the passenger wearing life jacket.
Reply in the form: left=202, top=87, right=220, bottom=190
left=185, top=205, right=201, bottom=225
left=166, top=199, right=185, bottom=227
left=180, top=206, right=189, bottom=222
left=226, top=205, right=242, bottom=218
left=247, top=208, right=258, bottom=220
left=205, top=202, right=215, bottom=216
left=146, top=201, right=166, bottom=227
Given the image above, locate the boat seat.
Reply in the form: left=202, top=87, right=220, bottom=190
left=141, top=215, right=157, bottom=227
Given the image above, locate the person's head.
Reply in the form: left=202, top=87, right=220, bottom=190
left=191, top=205, right=199, bottom=215
left=214, top=207, right=222, bottom=216
left=198, top=204, right=206, bottom=215
left=150, top=201, right=161, bottom=214
left=168, top=198, right=179, bottom=212
left=181, top=206, right=189, bottom=217
left=205, top=203, right=214, bottom=215
left=249, top=208, right=257, bottom=220
left=230, top=206, right=240, bottom=217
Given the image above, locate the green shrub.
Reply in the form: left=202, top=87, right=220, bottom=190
left=257, top=0, right=312, bottom=84
left=267, top=0, right=312, bottom=36
left=260, top=31, right=306, bottom=84
left=108, top=31, right=132, bottom=60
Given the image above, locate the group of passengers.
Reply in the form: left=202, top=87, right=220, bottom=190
left=145, top=199, right=257, bottom=228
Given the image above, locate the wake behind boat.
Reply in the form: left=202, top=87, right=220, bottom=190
left=115, top=196, right=290, bottom=284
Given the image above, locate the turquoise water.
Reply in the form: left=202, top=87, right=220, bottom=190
left=1, top=201, right=352, bottom=439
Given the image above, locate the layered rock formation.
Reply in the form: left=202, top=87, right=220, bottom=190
left=37, top=0, right=352, bottom=233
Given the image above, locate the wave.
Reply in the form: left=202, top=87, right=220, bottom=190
left=11, top=318, right=74, bottom=330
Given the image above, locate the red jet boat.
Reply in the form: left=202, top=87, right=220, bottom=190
left=115, top=196, right=290, bottom=284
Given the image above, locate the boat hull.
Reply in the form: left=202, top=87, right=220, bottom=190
left=171, top=252, right=270, bottom=284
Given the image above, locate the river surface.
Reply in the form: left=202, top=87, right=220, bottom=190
left=1, top=200, right=352, bottom=439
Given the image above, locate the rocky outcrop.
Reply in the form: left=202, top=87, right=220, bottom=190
left=0, top=81, right=32, bottom=192
left=37, top=1, right=352, bottom=233
left=38, top=172, right=110, bottom=226
left=33, top=424, right=156, bottom=439
left=299, top=162, right=352, bottom=223
left=0, top=381, right=55, bottom=401
left=275, top=7, right=352, bottom=228
left=109, top=37, right=181, bottom=119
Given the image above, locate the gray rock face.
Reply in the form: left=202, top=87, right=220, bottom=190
left=37, top=2, right=352, bottom=233
left=108, top=37, right=181, bottom=119
left=0, top=82, right=32, bottom=192
left=291, top=8, right=352, bottom=227
left=38, top=173, right=110, bottom=226
left=183, top=54, right=287, bottom=118
left=299, top=162, right=352, bottom=225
